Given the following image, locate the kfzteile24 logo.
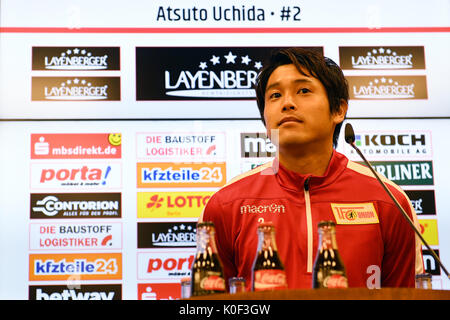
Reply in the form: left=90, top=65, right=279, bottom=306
left=137, top=162, right=226, bottom=188
left=29, top=253, right=122, bottom=281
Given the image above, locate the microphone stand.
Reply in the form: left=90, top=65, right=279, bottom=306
left=345, top=123, right=450, bottom=279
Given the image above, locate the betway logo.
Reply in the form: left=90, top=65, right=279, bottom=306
left=29, top=284, right=122, bottom=300
left=35, top=288, right=115, bottom=300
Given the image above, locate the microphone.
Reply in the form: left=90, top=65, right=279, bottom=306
left=344, top=122, right=450, bottom=279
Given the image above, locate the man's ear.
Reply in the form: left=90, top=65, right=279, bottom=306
left=333, top=99, right=348, bottom=124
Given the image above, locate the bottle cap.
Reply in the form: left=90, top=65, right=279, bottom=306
left=197, top=221, right=215, bottom=228
left=180, top=277, right=191, bottom=284
left=257, top=221, right=275, bottom=229
left=317, top=220, right=336, bottom=228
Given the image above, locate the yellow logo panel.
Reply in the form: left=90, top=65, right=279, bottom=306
left=418, top=219, right=439, bottom=246
left=331, top=203, right=379, bottom=225
left=137, top=191, right=213, bottom=218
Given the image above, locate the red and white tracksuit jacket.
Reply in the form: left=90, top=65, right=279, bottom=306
left=201, top=151, right=424, bottom=289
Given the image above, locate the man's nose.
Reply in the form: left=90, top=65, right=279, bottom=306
left=282, top=105, right=296, bottom=112
left=281, top=95, right=297, bottom=112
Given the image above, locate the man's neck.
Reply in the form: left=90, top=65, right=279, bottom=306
left=278, top=144, right=334, bottom=176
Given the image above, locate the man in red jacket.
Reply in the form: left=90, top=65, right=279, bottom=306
left=200, top=48, right=423, bottom=290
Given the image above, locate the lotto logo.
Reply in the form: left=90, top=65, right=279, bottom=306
left=29, top=253, right=122, bottom=281
left=137, top=162, right=226, bottom=188
left=137, top=191, right=213, bottom=218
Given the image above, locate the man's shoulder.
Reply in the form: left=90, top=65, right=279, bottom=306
left=213, top=160, right=275, bottom=199
left=344, top=158, right=409, bottom=200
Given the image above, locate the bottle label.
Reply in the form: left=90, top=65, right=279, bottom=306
left=323, top=274, right=348, bottom=288
left=200, top=275, right=226, bottom=291
left=254, top=269, right=288, bottom=291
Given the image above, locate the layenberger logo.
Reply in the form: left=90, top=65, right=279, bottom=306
left=136, top=47, right=323, bottom=100
left=347, top=76, right=427, bottom=100
left=339, top=46, right=425, bottom=70
left=32, top=77, right=120, bottom=101
left=32, top=47, right=120, bottom=71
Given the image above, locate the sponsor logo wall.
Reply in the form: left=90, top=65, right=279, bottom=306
left=1, top=40, right=446, bottom=299
left=338, top=46, right=441, bottom=285
left=339, top=129, right=441, bottom=284
left=135, top=132, right=227, bottom=299
left=28, top=133, right=123, bottom=299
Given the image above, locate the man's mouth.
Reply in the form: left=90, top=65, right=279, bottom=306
left=278, top=116, right=303, bottom=126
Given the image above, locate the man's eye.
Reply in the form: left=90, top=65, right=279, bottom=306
left=298, top=88, right=310, bottom=94
left=269, top=92, right=281, bottom=99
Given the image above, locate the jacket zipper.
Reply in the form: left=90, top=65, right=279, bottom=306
left=304, top=177, right=313, bottom=273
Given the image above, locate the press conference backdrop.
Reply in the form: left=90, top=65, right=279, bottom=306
left=0, top=0, right=449, bottom=299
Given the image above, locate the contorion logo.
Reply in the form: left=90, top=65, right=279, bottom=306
left=29, top=253, right=122, bottom=281
left=137, top=191, right=213, bottom=218
left=137, top=162, right=226, bottom=188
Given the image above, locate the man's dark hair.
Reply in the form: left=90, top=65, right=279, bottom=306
left=255, top=48, right=349, bottom=148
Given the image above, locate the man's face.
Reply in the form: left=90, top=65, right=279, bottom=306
left=263, top=64, right=344, bottom=151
